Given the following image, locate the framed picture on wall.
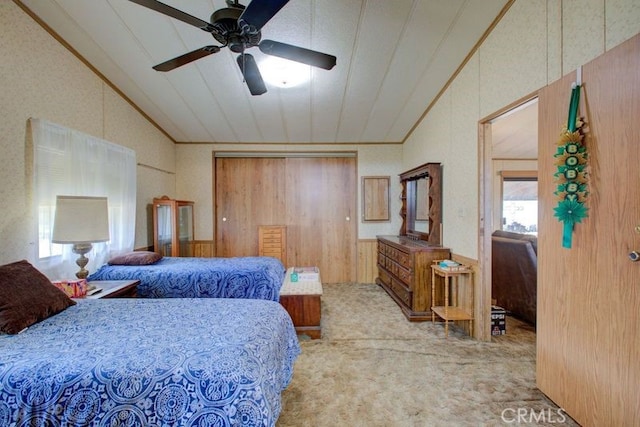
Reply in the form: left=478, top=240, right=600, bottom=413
left=362, top=176, right=390, bottom=222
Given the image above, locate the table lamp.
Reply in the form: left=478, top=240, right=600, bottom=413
left=52, top=195, right=110, bottom=280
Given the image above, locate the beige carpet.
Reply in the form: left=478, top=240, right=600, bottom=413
left=277, top=283, right=578, bottom=426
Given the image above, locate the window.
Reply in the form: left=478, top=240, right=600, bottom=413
left=31, top=118, right=136, bottom=279
left=501, top=171, right=537, bottom=235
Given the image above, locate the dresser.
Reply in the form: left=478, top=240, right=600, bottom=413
left=376, top=235, right=450, bottom=321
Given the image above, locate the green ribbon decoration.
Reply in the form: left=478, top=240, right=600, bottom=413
left=554, top=84, right=587, bottom=249
left=562, top=221, right=573, bottom=248
left=567, top=84, right=581, bottom=132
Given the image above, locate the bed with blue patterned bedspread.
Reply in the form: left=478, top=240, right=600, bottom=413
left=0, top=298, right=300, bottom=426
left=88, top=256, right=285, bottom=300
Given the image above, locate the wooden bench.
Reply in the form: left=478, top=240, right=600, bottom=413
left=279, top=267, right=322, bottom=339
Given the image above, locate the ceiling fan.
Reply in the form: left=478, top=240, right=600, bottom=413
left=129, top=0, right=337, bottom=95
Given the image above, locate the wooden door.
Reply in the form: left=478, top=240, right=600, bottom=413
left=215, top=155, right=357, bottom=283
left=285, top=157, right=357, bottom=283
left=215, top=157, right=286, bottom=257
left=537, top=34, right=640, bottom=425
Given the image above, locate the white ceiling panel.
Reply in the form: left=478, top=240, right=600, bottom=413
left=361, top=1, right=466, bottom=142
left=336, top=0, right=415, bottom=142
left=19, top=0, right=511, bottom=144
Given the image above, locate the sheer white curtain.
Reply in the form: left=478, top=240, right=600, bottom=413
left=31, top=118, right=136, bottom=280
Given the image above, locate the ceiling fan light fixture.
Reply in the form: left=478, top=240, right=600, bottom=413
left=259, top=56, right=310, bottom=88
left=130, top=0, right=335, bottom=95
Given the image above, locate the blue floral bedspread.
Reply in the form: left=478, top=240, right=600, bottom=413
left=88, top=256, right=285, bottom=300
left=0, top=298, right=300, bottom=426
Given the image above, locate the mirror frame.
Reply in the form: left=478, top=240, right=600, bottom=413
left=399, top=162, right=442, bottom=245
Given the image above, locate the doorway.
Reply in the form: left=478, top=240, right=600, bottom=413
left=478, top=96, right=538, bottom=340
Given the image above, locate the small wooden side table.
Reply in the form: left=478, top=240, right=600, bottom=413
left=431, top=264, right=474, bottom=338
left=83, top=280, right=140, bottom=299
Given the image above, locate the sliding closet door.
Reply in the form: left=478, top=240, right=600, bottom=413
left=215, top=155, right=357, bottom=283
left=285, top=157, right=357, bottom=283
left=537, top=34, right=640, bottom=425
left=215, top=157, right=286, bottom=257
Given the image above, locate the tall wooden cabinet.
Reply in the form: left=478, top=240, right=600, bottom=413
left=153, top=196, right=194, bottom=257
left=376, top=236, right=450, bottom=321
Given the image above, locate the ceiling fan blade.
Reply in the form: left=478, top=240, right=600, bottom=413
left=129, top=0, right=215, bottom=32
left=153, top=46, right=221, bottom=71
left=236, top=53, right=267, bottom=96
left=259, top=40, right=336, bottom=70
left=238, top=0, right=289, bottom=33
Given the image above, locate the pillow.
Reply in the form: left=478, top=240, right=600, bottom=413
left=0, top=260, right=76, bottom=334
left=108, top=251, right=162, bottom=266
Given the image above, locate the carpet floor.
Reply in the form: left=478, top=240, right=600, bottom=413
left=277, top=283, right=579, bottom=427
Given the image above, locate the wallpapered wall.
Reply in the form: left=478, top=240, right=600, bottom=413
left=402, top=0, right=640, bottom=259
left=0, top=2, right=176, bottom=265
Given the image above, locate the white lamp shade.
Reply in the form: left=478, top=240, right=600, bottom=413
left=52, top=196, right=110, bottom=244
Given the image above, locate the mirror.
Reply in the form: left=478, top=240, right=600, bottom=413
left=413, top=177, right=429, bottom=233
left=399, top=162, right=442, bottom=245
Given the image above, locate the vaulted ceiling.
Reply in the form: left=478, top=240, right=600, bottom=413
left=19, top=0, right=511, bottom=144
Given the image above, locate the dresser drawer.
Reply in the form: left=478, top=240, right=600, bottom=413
left=385, top=261, right=412, bottom=287
left=380, top=244, right=412, bottom=270
left=396, top=264, right=412, bottom=285
left=396, top=250, right=412, bottom=270
left=262, top=241, right=282, bottom=249
left=389, top=278, right=411, bottom=307
left=262, top=250, right=282, bottom=258
left=262, top=234, right=282, bottom=241
left=378, top=267, right=391, bottom=285
left=388, top=247, right=398, bottom=260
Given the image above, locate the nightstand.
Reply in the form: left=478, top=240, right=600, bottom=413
left=83, top=280, right=140, bottom=299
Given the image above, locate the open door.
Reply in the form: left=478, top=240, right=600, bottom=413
left=536, top=34, right=640, bottom=425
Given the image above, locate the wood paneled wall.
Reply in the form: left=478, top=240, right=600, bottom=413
left=187, top=240, right=215, bottom=258
left=357, top=239, right=378, bottom=283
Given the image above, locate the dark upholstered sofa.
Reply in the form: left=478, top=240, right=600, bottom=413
left=491, top=230, right=537, bottom=325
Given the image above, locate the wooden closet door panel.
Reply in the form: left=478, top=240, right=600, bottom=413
left=215, top=157, right=286, bottom=257
left=285, top=157, right=357, bottom=283
left=537, top=34, right=640, bottom=426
